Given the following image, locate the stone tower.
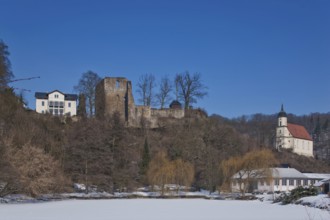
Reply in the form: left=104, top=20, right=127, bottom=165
left=95, top=77, right=136, bottom=123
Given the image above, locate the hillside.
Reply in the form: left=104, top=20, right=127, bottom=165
left=1, top=90, right=330, bottom=197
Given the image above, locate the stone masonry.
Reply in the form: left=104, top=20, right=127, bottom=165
left=95, top=77, right=185, bottom=127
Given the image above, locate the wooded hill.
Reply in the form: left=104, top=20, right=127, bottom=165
left=1, top=90, right=330, bottom=197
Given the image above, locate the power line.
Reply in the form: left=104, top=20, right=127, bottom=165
left=8, top=76, right=40, bottom=83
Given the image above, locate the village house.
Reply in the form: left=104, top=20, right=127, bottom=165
left=35, top=90, right=78, bottom=116
left=231, top=167, right=330, bottom=193
left=275, top=105, right=313, bottom=157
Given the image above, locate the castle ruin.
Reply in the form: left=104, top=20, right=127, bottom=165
left=95, top=77, right=185, bottom=127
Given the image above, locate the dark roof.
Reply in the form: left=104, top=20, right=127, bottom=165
left=169, top=100, right=182, bottom=108
left=287, top=123, right=312, bottom=141
left=35, top=92, right=48, bottom=99
left=278, top=104, right=287, bottom=118
left=65, top=94, right=78, bottom=101
left=35, top=91, right=78, bottom=101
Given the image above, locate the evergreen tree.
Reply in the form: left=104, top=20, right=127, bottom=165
left=322, top=119, right=329, bottom=131
left=140, top=138, right=150, bottom=175
left=0, top=40, right=14, bottom=90
left=314, top=116, right=321, bottom=135
left=77, top=93, right=87, bottom=118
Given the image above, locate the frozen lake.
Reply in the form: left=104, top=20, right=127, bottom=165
left=0, top=199, right=329, bottom=220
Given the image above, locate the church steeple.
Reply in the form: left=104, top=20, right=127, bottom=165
left=278, top=104, right=287, bottom=118
left=278, top=104, right=287, bottom=126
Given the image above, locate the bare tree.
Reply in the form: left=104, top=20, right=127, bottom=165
left=74, top=71, right=101, bottom=116
left=0, top=40, right=14, bottom=90
left=156, top=75, right=172, bottom=109
left=137, top=73, right=156, bottom=106
left=175, top=71, right=208, bottom=109
left=221, top=149, right=277, bottom=195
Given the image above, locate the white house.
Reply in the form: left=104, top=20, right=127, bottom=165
left=35, top=90, right=78, bottom=116
left=275, top=105, right=313, bottom=157
left=231, top=167, right=327, bottom=193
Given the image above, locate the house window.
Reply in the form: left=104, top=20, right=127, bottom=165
left=60, top=109, right=64, bottom=116
left=297, top=179, right=302, bottom=186
left=68, top=102, right=71, bottom=108
left=41, top=110, right=44, bottom=113
left=55, top=94, right=59, bottom=98
left=42, top=101, right=45, bottom=106
left=282, top=178, right=287, bottom=186
left=49, top=101, right=54, bottom=107
left=116, top=80, right=120, bottom=89
left=289, top=179, right=294, bottom=186
left=303, top=179, right=308, bottom=186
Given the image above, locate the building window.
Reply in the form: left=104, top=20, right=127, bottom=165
left=289, top=179, right=294, bottom=186
left=41, top=110, right=44, bottom=113
left=303, top=179, right=308, bottom=186
left=274, top=179, right=279, bottom=185
left=42, top=101, right=45, bottom=106
left=297, top=179, right=302, bottom=186
left=116, top=80, right=120, bottom=89
left=55, top=94, right=59, bottom=98
left=282, top=178, right=287, bottom=186
left=68, top=102, right=71, bottom=108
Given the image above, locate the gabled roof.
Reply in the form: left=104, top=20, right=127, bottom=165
left=35, top=91, right=78, bottom=101
left=287, top=123, right=312, bottom=141
left=272, top=168, right=307, bottom=179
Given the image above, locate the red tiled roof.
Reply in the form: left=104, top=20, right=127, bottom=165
left=287, top=123, right=312, bottom=141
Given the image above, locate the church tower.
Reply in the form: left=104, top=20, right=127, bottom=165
left=275, top=105, right=289, bottom=150
left=278, top=104, right=287, bottom=127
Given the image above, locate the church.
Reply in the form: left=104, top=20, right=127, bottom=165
left=275, top=105, right=313, bottom=157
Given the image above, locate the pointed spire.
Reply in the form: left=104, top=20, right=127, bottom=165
left=278, top=104, right=287, bottom=118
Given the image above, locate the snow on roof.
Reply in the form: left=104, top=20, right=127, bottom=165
left=303, top=173, right=330, bottom=180
left=232, top=168, right=307, bottom=179
left=272, top=168, right=307, bottom=179
left=287, top=123, right=312, bottom=141
left=314, top=178, right=330, bottom=187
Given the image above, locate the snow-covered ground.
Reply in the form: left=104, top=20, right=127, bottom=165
left=1, top=199, right=329, bottom=220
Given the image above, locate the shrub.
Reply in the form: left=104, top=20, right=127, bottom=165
left=281, top=186, right=318, bottom=204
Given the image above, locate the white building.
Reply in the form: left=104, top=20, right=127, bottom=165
left=35, top=90, right=78, bottom=116
left=275, top=105, right=313, bottom=157
left=231, top=168, right=327, bottom=193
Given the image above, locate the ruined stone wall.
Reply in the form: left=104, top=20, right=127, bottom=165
left=96, top=76, right=188, bottom=128
left=95, top=78, right=106, bottom=118
left=151, top=108, right=185, bottom=119
left=95, top=77, right=136, bottom=123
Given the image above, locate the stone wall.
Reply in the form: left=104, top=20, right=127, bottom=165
left=96, top=76, right=185, bottom=127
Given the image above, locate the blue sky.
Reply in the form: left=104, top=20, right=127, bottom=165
left=1, top=0, right=329, bottom=118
